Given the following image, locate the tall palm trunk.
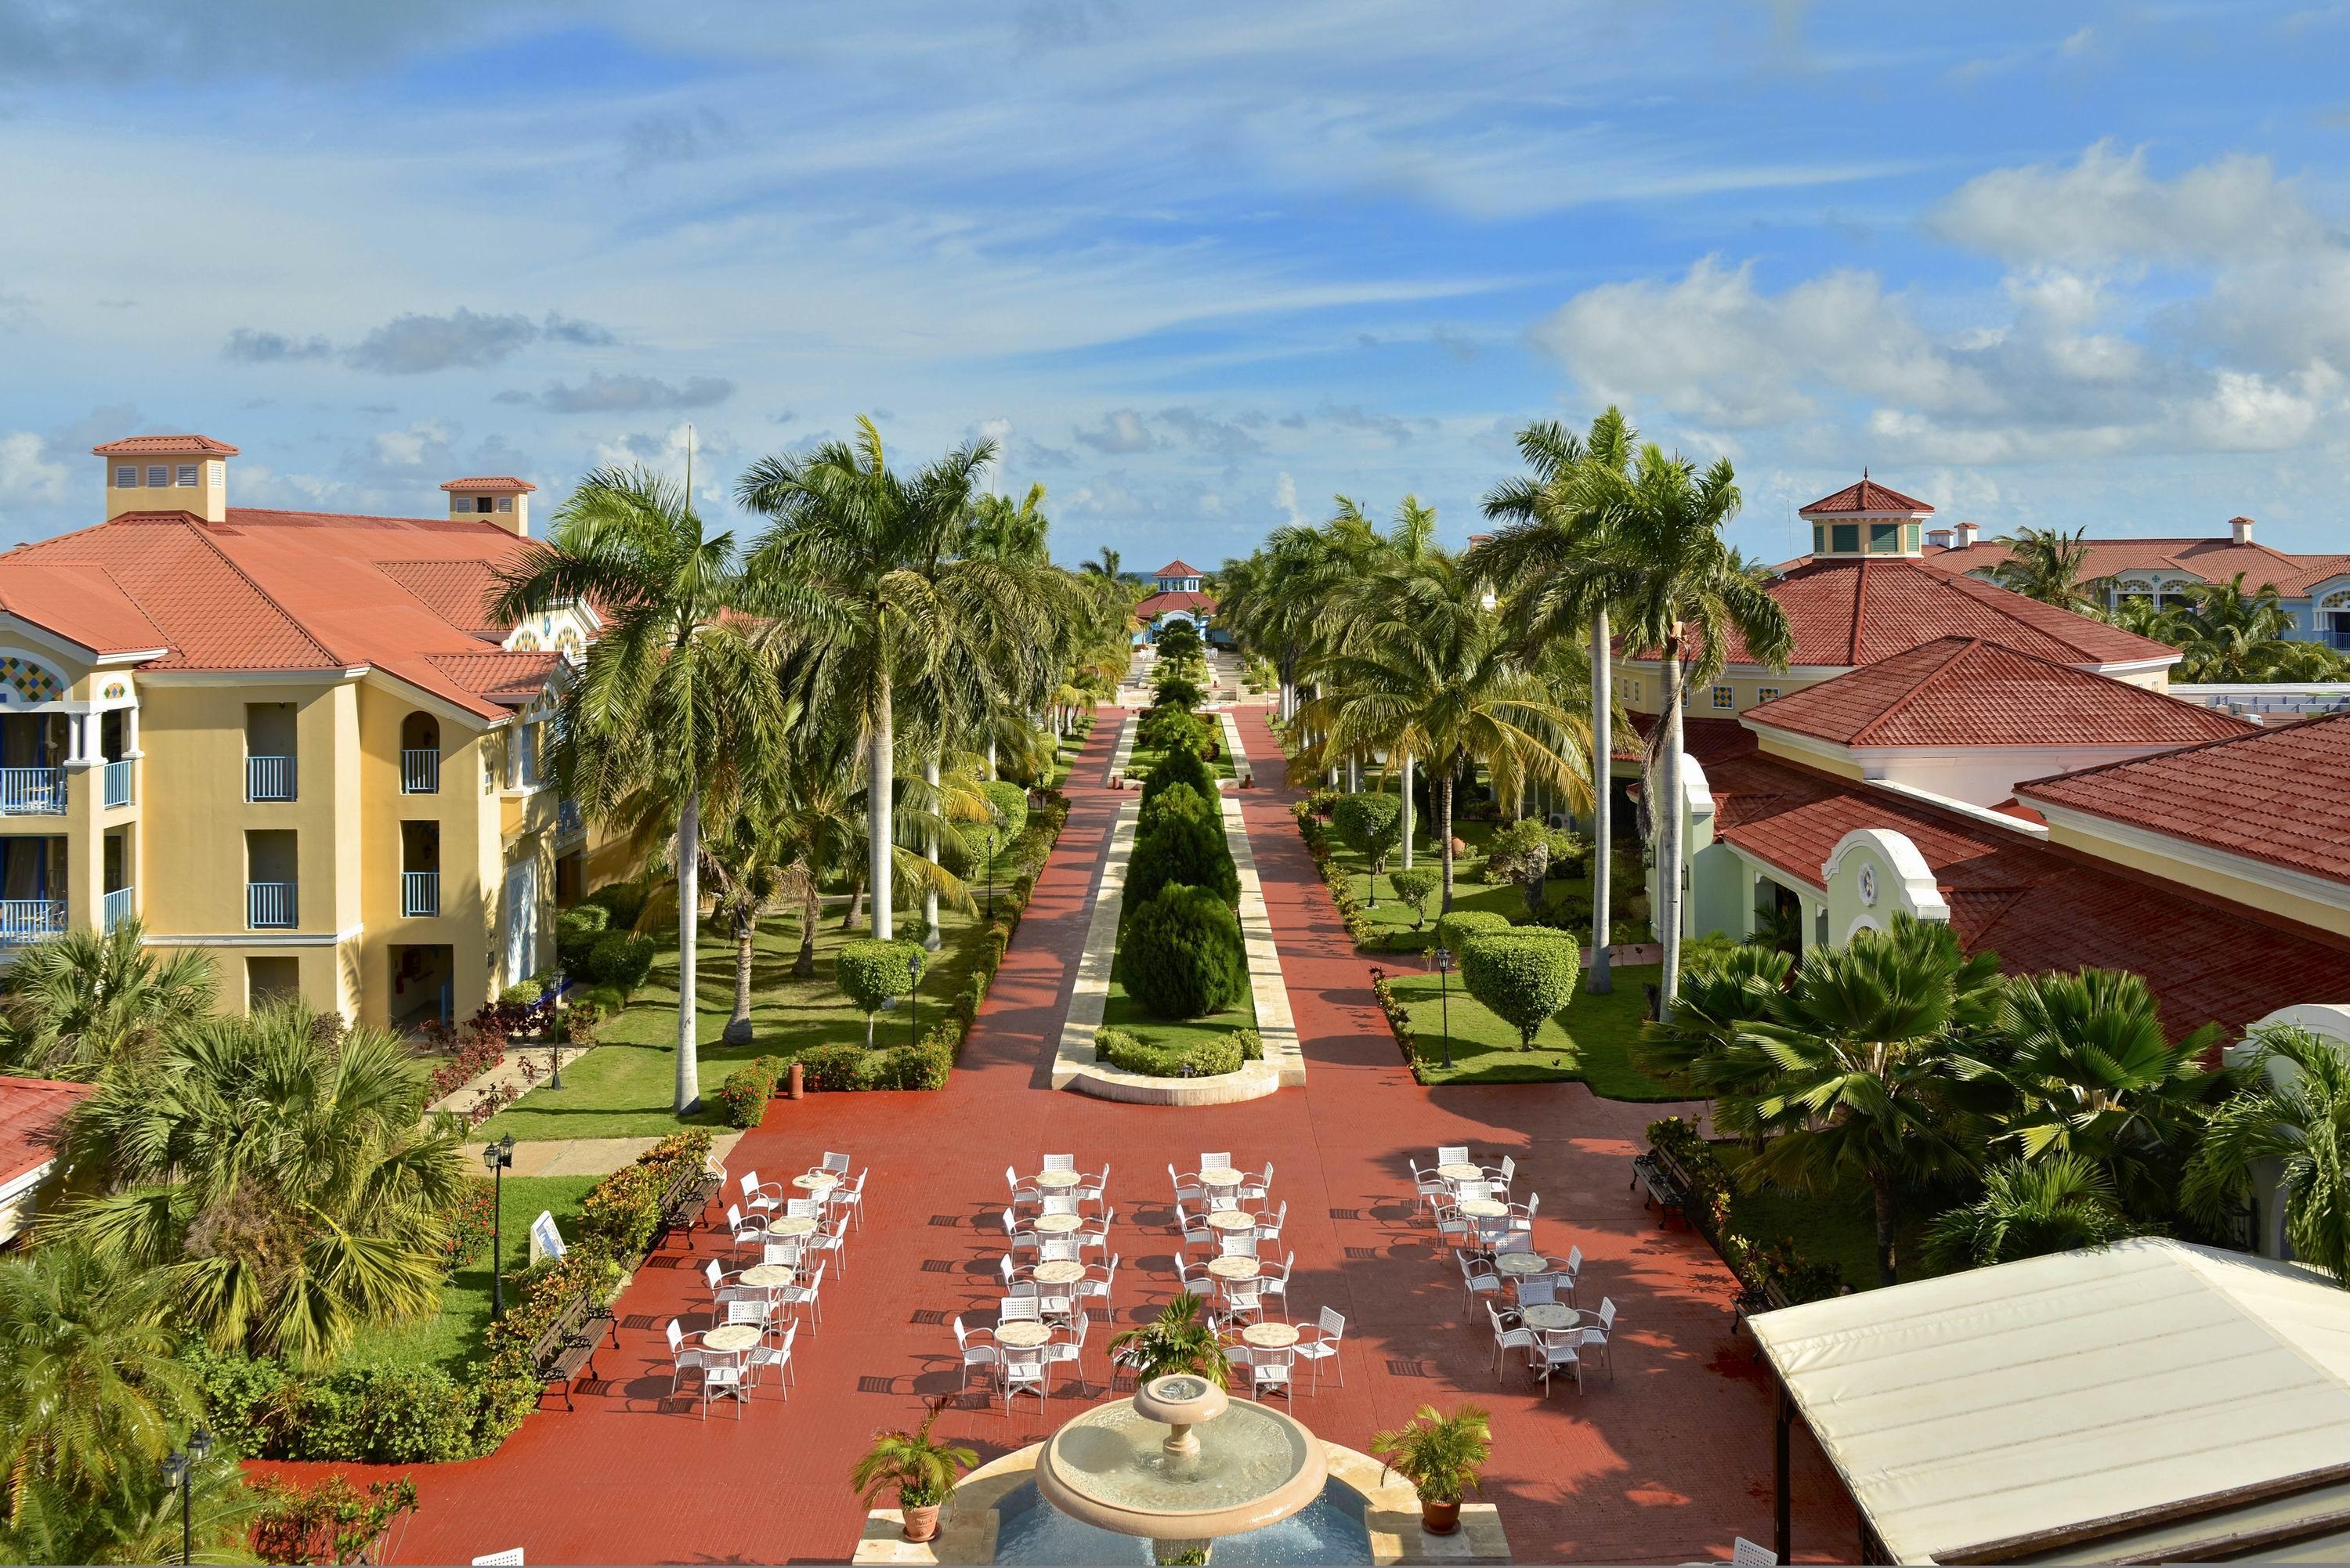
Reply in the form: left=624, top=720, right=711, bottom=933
left=921, top=753, right=942, bottom=951
left=1870, top=1167, right=1899, bottom=1287
left=1399, top=752, right=1415, bottom=869
left=674, top=791, right=701, bottom=1114
left=985, top=738, right=998, bottom=781
left=870, top=668, right=894, bottom=940
left=1589, top=610, right=1612, bottom=994
left=1437, top=768, right=1456, bottom=915
left=1656, top=632, right=1686, bottom=1020
left=794, top=876, right=819, bottom=978
left=725, top=909, right=756, bottom=1044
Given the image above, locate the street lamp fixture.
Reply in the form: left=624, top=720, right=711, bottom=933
left=1434, top=945, right=1455, bottom=1072
left=162, top=1426, right=213, bottom=1565
left=482, top=1133, right=516, bottom=1319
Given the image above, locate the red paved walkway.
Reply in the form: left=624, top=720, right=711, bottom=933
left=363, top=707, right=1853, bottom=1565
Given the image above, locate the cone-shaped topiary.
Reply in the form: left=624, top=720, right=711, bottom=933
left=1434, top=908, right=1509, bottom=957
left=1123, top=883, right=1249, bottom=1019
left=1460, top=930, right=1580, bottom=1050
left=1139, top=780, right=1219, bottom=838
left=1127, top=809, right=1238, bottom=912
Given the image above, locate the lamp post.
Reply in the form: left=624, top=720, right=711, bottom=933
left=161, top=1426, right=212, bottom=1565
left=985, top=830, right=997, bottom=920
left=907, top=945, right=927, bottom=1047
left=482, top=1133, right=515, bottom=1319
left=1434, top=945, right=1455, bottom=1071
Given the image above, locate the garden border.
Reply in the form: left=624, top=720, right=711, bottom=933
left=1217, top=708, right=1253, bottom=789
left=1107, top=711, right=1137, bottom=788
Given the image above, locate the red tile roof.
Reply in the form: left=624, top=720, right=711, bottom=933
left=1743, top=637, right=2252, bottom=749
left=0, top=1076, right=92, bottom=1187
left=1154, top=559, right=1204, bottom=578
left=1922, top=536, right=2350, bottom=598
left=1704, top=748, right=2350, bottom=1042
left=440, top=476, right=537, bottom=493
left=2015, top=711, right=2350, bottom=885
left=1801, top=476, right=1934, bottom=515
left=89, top=434, right=239, bottom=457
left=1651, top=557, right=2181, bottom=670
left=0, top=562, right=172, bottom=656
left=1136, top=589, right=1217, bottom=620
left=375, top=559, right=509, bottom=638
left=427, top=651, right=563, bottom=704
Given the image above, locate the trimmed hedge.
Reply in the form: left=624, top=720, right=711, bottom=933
left=582, top=880, right=649, bottom=932
left=1434, top=908, right=1510, bottom=956
left=1139, top=780, right=1218, bottom=838
left=715, top=1056, right=783, bottom=1128
left=555, top=903, right=608, bottom=966
left=1460, top=930, right=1580, bottom=1050
left=1123, top=882, right=1249, bottom=1019
left=577, top=931, right=656, bottom=991
left=1097, top=1024, right=1244, bottom=1078
left=1140, top=745, right=1217, bottom=805
left=1137, top=703, right=1211, bottom=757
left=1126, top=808, right=1238, bottom=912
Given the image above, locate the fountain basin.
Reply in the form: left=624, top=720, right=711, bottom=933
left=1033, top=1378, right=1328, bottom=1542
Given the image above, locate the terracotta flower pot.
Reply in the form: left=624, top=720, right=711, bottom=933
left=1420, top=1499, right=1462, bottom=1536
left=900, top=1502, right=942, bottom=1543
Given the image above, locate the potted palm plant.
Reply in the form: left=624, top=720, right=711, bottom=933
left=1107, top=1290, right=1229, bottom=1388
left=851, top=1403, right=978, bottom=1545
left=1372, top=1403, right=1491, bottom=1536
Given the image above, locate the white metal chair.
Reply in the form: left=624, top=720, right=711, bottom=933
left=1484, top=1154, right=1517, bottom=1194
left=1239, top=1162, right=1273, bottom=1204
left=1001, top=1346, right=1049, bottom=1415
left=779, top=1259, right=826, bottom=1328
left=760, top=1239, right=804, bottom=1274
left=802, top=1216, right=848, bottom=1277
left=1434, top=1202, right=1476, bottom=1255
left=739, top=1170, right=786, bottom=1218
left=1075, top=1165, right=1110, bottom=1207
left=1485, top=1300, right=1531, bottom=1382
left=1249, top=1345, right=1295, bottom=1401
left=1256, top=1252, right=1293, bottom=1319
left=1580, top=1297, right=1617, bottom=1382
left=1199, top=1151, right=1232, bottom=1172
left=1452, top=1179, right=1496, bottom=1205
left=828, top=1168, right=869, bottom=1230
left=1217, top=1230, right=1259, bottom=1259
left=1561, top=1244, right=1584, bottom=1304
left=1077, top=1254, right=1119, bottom=1321
left=1043, top=1312, right=1090, bottom=1396
left=725, top=1203, right=772, bottom=1261
left=726, top=1295, right=776, bottom=1349
left=999, top=1294, right=1043, bottom=1324
left=1507, top=1191, right=1540, bottom=1234
left=1437, top=1144, right=1470, bottom=1169
left=703, top=1256, right=749, bottom=1313
left=1731, top=1537, right=1778, bottom=1566
left=1219, top=1274, right=1264, bottom=1328
left=1167, top=1163, right=1203, bottom=1207
left=665, top=1317, right=714, bottom=1396
left=1176, top=1254, right=1213, bottom=1298
left=748, top=1319, right=797, bottom=1395
left=1409, top=1160, right=1452, bottom=1222
left=1001, top=1207, right=1038, bottom=1255
left=1076, top=1205, right=1113, bottom=1259
left=1460, top=1251, right=1502, bottom=1313
left=953, top=1315, right=998, bottom=1393
left=1519, top=1276, right=1557, bottom=1308
left=1007, top=1165, right=1043, bottom=1208
left=1042, top=1152, right=1076, bottom=1172
left=1528, top=1328, right=1582, bottom=1396
left=818, top=1150, right=850, bottom=1177
left=1253, top=1199, right=1288, bottom=1245
left=1295, top=1307, right=1345, bottom=1391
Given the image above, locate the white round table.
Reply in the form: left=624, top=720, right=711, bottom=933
left=1198, top=1166, right=1246, bottom=1188
left=1206, top=1209, right=1256, bottom=1232
left=740, top=1264, right=795, bottom=1288
left=1032, top=1212, right=1085, bottom=1235
left=1032, top=1260, right=1086, bottom=1284
left=1032, top=1169, right=1084, bottom=1189
left=1206, top=1255, right=1260, bottom=1280
left=768, top=1216, right=819, bottom=1237
left=1241, top=1321, right=1299, bottom=1348
left=1458, top=1198, right=1508, bottom=1219
left=792, top=1172, right=838, bottom=1191
left=703, top=1323, right=761, bottom=1353
left=996, top=1320, right=1054, bottom=1348
left=1494, top=1252, right=1550, bottom=1277
left=1521, top=1303, right=1581, bottom=1331
left=1436, top=1162, right=1484, bottom=1183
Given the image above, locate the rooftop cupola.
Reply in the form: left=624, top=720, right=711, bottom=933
left=2231, top=515, right=2256, bottom=546
left=1800, top=471, right=1935, bottom=560
left=1152, top=558, right=1204, bottom=593
left=94, top=434, right=237, bottom=523
left=440, top=476, right=537, bottom=537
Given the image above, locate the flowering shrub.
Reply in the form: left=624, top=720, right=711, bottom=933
left=441, top=1177, right=497, bottom=1274
left=716, top=1057, right=782, bottom=1127
left=1646, top=1117, right=1845, bottom=1309
left=425, top=1033, right=504, bottom=1100
left=251, top=1474, right=419, bottom=1566
left=1367, top=967, right=1421, bottom=1073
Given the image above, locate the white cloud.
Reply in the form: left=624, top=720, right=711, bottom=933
left=1274, top=471, right=1305, bottom=526
left=1928, top=140, right=2319, bottom=269
left=0, top=432, right=70, bottom=510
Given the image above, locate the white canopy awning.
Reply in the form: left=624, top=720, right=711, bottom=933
left=1751, top=1237, right=2350, bottom=1564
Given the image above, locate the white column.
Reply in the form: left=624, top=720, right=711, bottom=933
left=123, top=703, right=142, bottom=759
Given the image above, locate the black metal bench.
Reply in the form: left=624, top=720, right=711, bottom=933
left=655, top=1165, right=725, bottom=1248
left=1630, top=1150, right=1689, bottom=1228
left=528, top=1288, right=616, bottom=1411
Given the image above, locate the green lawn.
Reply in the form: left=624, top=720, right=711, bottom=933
left=1712, top=1143, right=1943, bottom=1293
left=1101, top=948, right=1256, bottom=1052
left=344, top=1174, right=601, bottom=1375
left=476, top=898, right=996, bottom=1141
left=1384, top=963, right=1678, bottom=1097
left=1314, top=811, right=1650, bottom=956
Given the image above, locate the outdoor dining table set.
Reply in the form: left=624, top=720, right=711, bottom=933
left=1166, top=1154, right=1347, bottom=1402
left=959, top=1155, right=1117, bottom=1414
left=665, top=1150, right=869, bottom=1419
left=1413, top=1145, right=1620, bottom=1396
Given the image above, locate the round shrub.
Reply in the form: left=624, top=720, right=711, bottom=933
left=1331, top=792, right=1404, bottom=901
left=1389, top=867, right=1441, bottom=929
left=795, top=1042, right=875, bottom=1091
left=581, top=932, right=656, bottom=992
left=584, top=880, right=648, bottom=933
left=715, top=1058, right=779, bottom=1128
left=1140, top=780, right=1217, bottom=838
left=555, top=903, right=609, bottom=965
left=1138, top=703, right=1209, bottom=756
left=1141, top=745, right=1217, bottom=805
left=1434, top=908, right=1510, bottom=957
left=1126, top=808, right=1238, bottom=912
left=837, top=939, right=922, bottom=1046
left=1461, top=930, right=1581, bottom=1050
left=1123, top=883, right=1249, bottom=1019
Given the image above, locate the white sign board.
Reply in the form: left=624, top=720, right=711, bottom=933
left=472, top=1552, right=525, bottom=1566
left=528, top=1209, right=566, bottom=1266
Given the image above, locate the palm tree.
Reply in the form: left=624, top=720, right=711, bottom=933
left=1300, top=557, right=1586, bottom=914
left=698, top=798, right=790, bottom=1046
left=2185, top=1024, right=2350, bottom=1286
left=739, top=418, right=996, bottom=945
left=1922, top=1155, right=2143, bottom=1270
left=1079, top=545, right=1123, bottom=580
left=494, top=465, right=789, bottom=1115
left=2158, top=573, right=2344, bottom=682
left=1474, top=407, right=1636, bottom=991
left=1500, top=443, right=1791, bottom=1012
left=0, top=921, right=215, bottom=1079
left=1108, top=1290, right=1228, bottom=1389
left=47, top=1003, right=470, bottom=1366
left=1991, top=525, right=2108, bottom=612
left=1734, top=916, right=2004, bottom=1286
left=1630, top=942, right=1792, bottom=1122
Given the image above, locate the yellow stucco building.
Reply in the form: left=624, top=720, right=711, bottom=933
left=0, top=436, right=598, bottom=1028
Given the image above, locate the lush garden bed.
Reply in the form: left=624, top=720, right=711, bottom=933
left=1370, top=961, right=1672, bottom=1093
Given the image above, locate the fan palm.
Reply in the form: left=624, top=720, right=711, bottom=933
left=1474, top=407, right=1636, bottom=990
left=1107, top=1290, right=1228, bottom=1388
left=1922, top=1155, right=2143, bottom=1270
left=738, top=417, right=996, bottom=944
left=1990, top=525, right=2107, bottom=612
left=2158, top=573, right=2341, bottom=682
left=494, top=465, right=791, bottom=1114
left=1734, top=916, right=2004, bottom=1286
left=2, top=1436, right=253, bottom=1566
left=2185, top=1025, right=2350, bottom=1286
left=45, top=1004, right=469, bottom=1366
left=0, top=921, right=215, bottom=1079
left=1630, top=943, right=1792, bottom=1124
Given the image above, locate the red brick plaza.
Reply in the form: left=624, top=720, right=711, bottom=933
left=371, top=709, right=1853, bottom=1565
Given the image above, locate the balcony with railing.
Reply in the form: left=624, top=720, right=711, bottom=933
left=103, top=759, right=134, bottom=809
left=247, top=755, right=297, bottom=803
left=402, top=869, right=439, bottom=918
left=102, top=886, right=136, bottom=931
left=0, top=900, right=66, bottom=945
left=248, top=880, right=298, bottom=929
left=402, top=749, right=439, bottom=794
left=0, top=768, right=66, bottom=815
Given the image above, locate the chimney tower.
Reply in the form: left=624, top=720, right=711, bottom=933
left=93, top=435, right=237, bottom=523
left=440, top=477, right=537, bottom=537
left=1953, top=520, right=1979, bottom=549
left=2230, top=515, right=2255, bottom=546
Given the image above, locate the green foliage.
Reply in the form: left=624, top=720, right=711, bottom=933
left=1097, top=1024, right=1244, bottom=1078
left=1231, top=1028, right=1264, bottom=1062
left=1647, top=1117, right=1846, bottom=1305
left=1459, top=931, right=1580, bottom=1050
left=1923, top=1156, right=2145, bottom=1270
left=1123, top=883, right=1249, bottom=1020
left=872, top=1038, right=956, bottom=1090
left=1331, top=793, right=1404, bottom=901
left=1484, top=818, right=1584, bottom=917
left=1138, top=703, right=1210, bottom=756
left=1388, top=867, right=1441, bottom=929
left=2186, top=1025, right=2350, bottom=1286
left=981, top=779, right=1029, bottom=858
left=1140, top=743, right=1217, bottom=805
left=716, top=1057, right=781, bottom=1128
left=581, top=880, right=649, bottom=934
left=555, top=902, right=610, bottom=966
left=0, top=919, right=216, bottom=1079
left=1139, top=781, right=1218, bottom=837
left=836, top=939, right=922, bottom=1045
left=1434, top=908, right=1509, bottom=956
left=1370, top=1404, right=1493, bottom=1505
left=1108, top=1290, right=1227, bottom=1387
left=1153, top=618, right=1206, bottom=663
left=795, top=1042, right=877, bottom=1092
left=499, top=981, right=543, bottom=1006
left=577, top=931, right=656, bottom=992
left=1126, top=808, right=1238, bottom=912
left=851, top=1406, right=979, bottom=1510
left=251, top=1473, right=419, bottom=1566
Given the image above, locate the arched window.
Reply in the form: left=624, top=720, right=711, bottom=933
left=400, top=713, right=442, bottom=793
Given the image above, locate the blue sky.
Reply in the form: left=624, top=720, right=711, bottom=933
left=2, top=1, right=2348, bottom=565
